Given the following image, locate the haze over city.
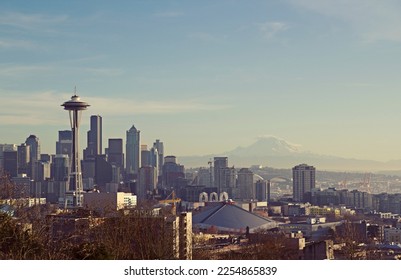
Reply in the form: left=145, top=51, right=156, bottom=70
left=2, top=0, right=401, bottom=164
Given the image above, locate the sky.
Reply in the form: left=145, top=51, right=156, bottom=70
left=1, top=0, right=401, bottom=162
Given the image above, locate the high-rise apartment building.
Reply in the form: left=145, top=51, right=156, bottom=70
left=83, top=115, right=102, bottom=160
left=292, top=163, right=316, bottom=202
left=221, top=167, right=237, bottom=199
left=255, top=179, right=268, bottom=202
left=213, top=157, right=228, bottom=195
left=126, top=125, right=140, bottom=177
left=237, top=168, right=255, bottom=200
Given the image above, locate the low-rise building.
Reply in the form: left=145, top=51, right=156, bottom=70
left=384, top=227, right=401, bottom=243
left=83, top=192, right=137, bottom=214
left=279, top=217, right=342, bottom=241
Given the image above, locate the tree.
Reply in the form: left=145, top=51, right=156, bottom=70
left=0, top=213, right=45, bottom=259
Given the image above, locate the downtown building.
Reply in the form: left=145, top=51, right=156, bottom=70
left=82, top=115, right=102, bottom=188
left=83, top=115, right=102, bottom=160
left=126, top=125, right=140, bottom=178
left=293, top=163, right=316, bottom=202
left=237, top=168, right=255, bottom=200
left=107, top=138, right=124, bottom=183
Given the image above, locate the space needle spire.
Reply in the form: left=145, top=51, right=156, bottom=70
left=61, top=91, right=90, bottom=208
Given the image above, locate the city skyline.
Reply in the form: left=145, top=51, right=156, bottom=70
left=2, top=1, right=401, bottom=163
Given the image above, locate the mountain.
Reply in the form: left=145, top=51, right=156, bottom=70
left=228, top=136, right=301, bottom=157
left=178, top=136, right=401, bottom=173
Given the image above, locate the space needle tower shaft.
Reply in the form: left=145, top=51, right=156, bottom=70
left=61, top=92, right=90, bottom=208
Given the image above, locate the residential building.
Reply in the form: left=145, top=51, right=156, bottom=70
left=237, top=168, right=254, bottom=200
left=213, top=157, right=228, bottom=195
left=293, top=164, right=315, bottom=202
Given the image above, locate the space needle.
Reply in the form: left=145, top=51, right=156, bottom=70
left=61, top=91, right=90, bottom=208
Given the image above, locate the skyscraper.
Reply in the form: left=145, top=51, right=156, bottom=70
left=3, top=150, right=18, bottom=178
left=213, top=157, right=228, bottom=195
left=153, top=139, right=164, bottom=176
left=25, top=135, right=40, bottom=162
left=83, top=115, right=102, bottom=160
left=17, top=143, right=30, bottom=175
left=149, top=147, right=158, bottom=174
left=140, top=145, right=149, bottom=167
left=292, top=163, right=316, bottom=202
left=237, top=168, right=254, bottom=200
left=162, top=156, right=185, bottom=189
left=0, top=144, right=17, bottom=170
left=138, top=166, right=157, bottom=200
left=255, top=179, right=268, bottom=202
left=56, top=130, right=72, bottom=157
left=52, top=154, right=69, bottom=181
left=107, top=138, right=124, bottom=170
left=126, top=125, right=140, bottom=177
left=220, top=167, right=237, bottom=199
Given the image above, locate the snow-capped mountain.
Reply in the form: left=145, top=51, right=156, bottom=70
left=227, top=136, right=301, bottom=157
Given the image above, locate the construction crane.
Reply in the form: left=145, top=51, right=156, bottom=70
left=159, top=190, right=181, bottom=204
left=364, top=173, right=371, bottom=193
left=339, top=173, right=347, bottom=190
left=159, top=190, right=181, bottom=214
left=208, top=159, right=213, bottom=189
left=357, top=173, right=371, bottom=192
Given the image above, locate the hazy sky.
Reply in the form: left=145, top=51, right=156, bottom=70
left=1, top=0, right=401, bottom=162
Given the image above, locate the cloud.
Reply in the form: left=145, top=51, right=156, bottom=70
left=0, top=11, right=68, bottom=32
left=0, top=64, right=52, bottom=76
left=0, top=91, right=230, bottom=126
left=0, top=39, right=36, bottom=49
left=188, top=32, right=219, bottom=42
left=153, top=11, right=184, bottom=18
left=83, top=67, right=124, bottom=77
left=0, top=91, right=67, bottom=125
left=257, top=21, right=289, bottom=39
left=89, top=96, right=230, bottom=115
left=0, top=63, right=122, bottom=79
left=288, top=0, right=401, bottom=42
